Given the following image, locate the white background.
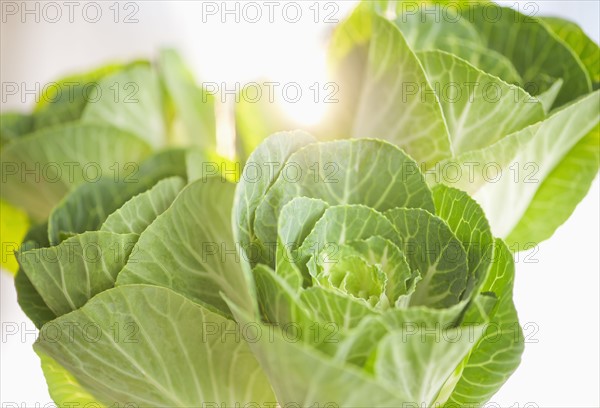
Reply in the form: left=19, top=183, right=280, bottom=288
left=1, top=1, right=599, bottom=407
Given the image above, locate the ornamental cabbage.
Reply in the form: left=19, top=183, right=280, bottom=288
left=232, top=132, right=522, bottom=406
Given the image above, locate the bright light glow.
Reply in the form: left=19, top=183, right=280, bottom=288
left=275, top=47, right=330, bottom=127
left=174, top=1, right=356, bottom=134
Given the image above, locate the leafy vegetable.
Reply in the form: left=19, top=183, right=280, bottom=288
left=2, top=2, right=598, bottom=406
left=231, top=133, right=522, bottom=406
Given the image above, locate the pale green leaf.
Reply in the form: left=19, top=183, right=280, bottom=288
left=464, top=4, right=591, bottom=107
left=158, top=49, right=216, bottom=148
left=432, top=184, right=494, bottom=296
left=17, top=231, right=138, bottom=316
left=0, top=123, right=151, bottom=222
left=542, top=16, right=600, bottom=87
left=234, top=131, right=317, bottom=267
left=507, top=123, right=599, bottom=245
left=101, top=177, right=185, bottom=234
left=254, top=139, right=434, bottom=249
left=329, top=9, right=452, bottom=164
left=441, top=239, right=523, bottom=406
left=385, top=208, right=468, bottom=308
left=35, top=285, right=275, bottom=407
left=38, top=353, right=104, bottom=408
left=82, top=65, right=167, bottom=147
left=418, top=50, right=545, bottom=154
left=117, top=177, right=254, bottom=315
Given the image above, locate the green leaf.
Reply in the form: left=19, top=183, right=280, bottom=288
left=17, top=231, right=138, bottom=316
left=328, top=8, right=452, bottom=165
left=254, top=139, right=434, bottom=250
left=542, top=16, right=600, bottom=88
left=38, top=353, right=104, bottom=408
left=435, top=42, right=523, bottom=86
left=32, top=62, right=135, bottom=131
left=47, top=149, right=187, bottom=245
left=385, top=208, right=468, bottom=308
left=441, top=239, right=523, bottom=406
left=101, top=177, right=185, bottom=234
left=82, top=65, right=167, bottom=147
left=346, top=236, right=414, bottom=305
left=0, top=123, right=151, bottom=222
left=234, top=131, right=317, bottom=267
left=298, top=205, right=398, bottom=275
left=391, top=6, right=522, bottom=84
left=417, top=50, right=545, bottom=155
left=0, top=112, right=33, bottom=145
left=370, top=324, right=484, bottom=405
left=432, top=184, right=494, bottom=296
left=47, top=178, right=148, bottom=246
left=227, top=300, right=408, bottom=406
left=445, top=90, right=599, bottom=242
left=507, top=123, right=600, bottom=245
left=35, top=285, right=275, bottom=407
left=464, top=4, right=591, bottom=107
left=14, top=225, right=55, bottom=328
left=535, top=78, right=564, bottom=114
left=15, top=268, right=57, bottom=328
left=275, top=197, right=329, bottom=286
left=117, top=177, right=254, bottom=315
left=253, top=263, right=312, bottom=328
left=300, top=287, right=376, bottom=331
left=158, top=49, right=216, bottom=149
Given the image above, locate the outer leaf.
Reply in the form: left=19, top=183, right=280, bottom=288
left=417, top=50, right=545, bottom=155
left=253, top=263, right=304, bottom=323
left=47, top=178, right=149, bottom=246
left=464, top=4, right=591, bottom=107
left=101, top=177, right=184, bottom=234
left=234, top=131, right=317, bottom=266
left=301, top=287, right=375, bottom=331
left=17, top=231, right=138, bottom=316
left=38, top=353, right=103, bottom=408
left=0, top=123, right=151, bottom=221
left=158, top=49, right=216, bottom=148
left=275, top=197, right=329, bottom=286
left=535, top=78, right=564, bottom=114
left=507, top=123, right=600, bottom=245
left=48, top=149, right=187, bottom=245
left=82, top=65, right=167, bottom=147
left=32, top=63, right=133, bottom=131
left=227, top=300, right=409, bottom=406
left=35, top=285, right=275, bottom=407
left=14, top=224, right=56, bottom=328
left=442, top=239, right=523, bottom=405
left=117, top=177, right=254, bottom=315
left=542, top=16, right=600, bottom=87
left=430, top=41, right=523, bottom=85
left=371, top=325, right=484, bottom=405
left=0, top=112, right=33, bottom=145
left=391, top=6, right=522, bottom=84
left=446, top=90, right=599, bottom=241
left=329, top=8, right=452, bottom=164
left=15, top=268, right=56, bottom=328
